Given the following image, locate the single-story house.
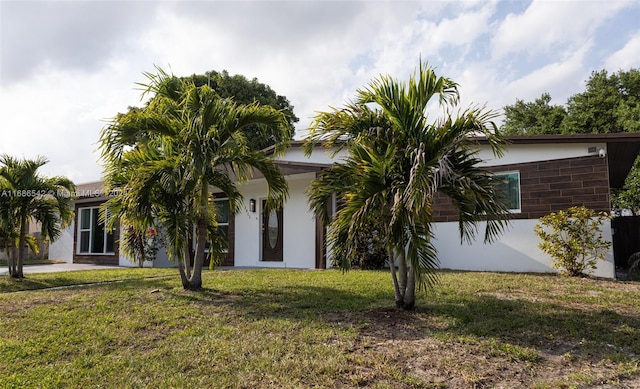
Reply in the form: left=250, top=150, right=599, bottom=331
left=49, top=133, right=640, bottom=278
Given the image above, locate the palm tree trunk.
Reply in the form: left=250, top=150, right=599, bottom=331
left=390, top=248, right=415, bottom=310
left=6, top=242, right=16, bottom=277
left=398, top=248, right=407, bottom=291
left=137, top=230, right=145, bottom=268
left=395, top=249, right=408, bottom=308
left=178, top=257, right=189, bottom=289
left=186, top=184, right=209, bottom=290
left=389, top=249, right=403, bottom=308
left=178, top=240, right=190, bottom=289
left=188, top=216, right=206, bottom=290
left=14, top=213, right=27, bottom=278
left=403, top=266, right=416, bottom=310
left=184, top=239, right=192, bottom=279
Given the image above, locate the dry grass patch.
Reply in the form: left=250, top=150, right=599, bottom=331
left=0, top=269, right=639, bottom=388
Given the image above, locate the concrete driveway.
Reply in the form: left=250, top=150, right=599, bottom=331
left=0, top=263, right=122, bottom=276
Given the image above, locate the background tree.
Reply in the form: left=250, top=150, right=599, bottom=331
left=305, top=62, right=509, bottom=310
left=501, top=68, right=640, bottom=211
left=0, top=155, right=75, bottom=278
left=502, top=93, right=567, bottom=135
left=502, top=69, right=640, bottom=134
left=100, top=68, right=289, bottom=290
left=183, top=70, right=298, bottom=150
left=562, top=69, right=640, bottom=134
left=611, top=159, right=640, bottom=214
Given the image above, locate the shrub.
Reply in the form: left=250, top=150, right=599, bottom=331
left=534, top=206, right=612, bottom=276
left=349, top=226, right=387, bottom=270
left=330, top=221, right=387, bottom=270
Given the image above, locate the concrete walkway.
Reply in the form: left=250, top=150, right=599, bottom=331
left=0, top=263, right=122, bottom=276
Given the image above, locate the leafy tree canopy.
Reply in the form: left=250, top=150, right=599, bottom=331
left=563, top=69, right=640, bottom=134
left=501, top=68, right=640, bottom=212
left=502, top=93, right=567, bottom=135
left=182, top=70, right=298, bottom=150
left=502, top=68, right=640, bottom=135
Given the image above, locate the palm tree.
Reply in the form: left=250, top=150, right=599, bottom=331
left=100, top=68, right=289, bottom=290
left=304, top=62, right=510, bottom=310
left=0, top=155, right=75, bottom=278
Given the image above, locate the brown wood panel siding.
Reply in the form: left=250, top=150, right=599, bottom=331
left=315, top=213, right=326, bottom=269
left=222, top=214, right=235, bottom=266
left=73, top=200, right=120, bottom=265
left=433, top=156, right=610, bottom=222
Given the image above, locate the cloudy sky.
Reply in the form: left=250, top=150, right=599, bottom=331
left=1, top=0, right=638, bottom=183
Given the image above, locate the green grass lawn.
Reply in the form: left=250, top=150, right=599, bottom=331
left=1, top=268, right=639, bottom=388
left=0, top=258, right=59, bottom=267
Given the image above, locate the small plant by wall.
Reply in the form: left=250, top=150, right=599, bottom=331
left=534, top=206, right=612, bottom=276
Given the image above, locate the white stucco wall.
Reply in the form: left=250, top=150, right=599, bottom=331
left=153, top=247, right=174, bottom=268
left=278, top=146, right=348, bottom=165
left=118, top=226, right=134, bottom=267
left=477, top=142, right=606, bottom=167
left=57, top=141, right=616, bottom=275
left=433, top=219, right=615, bottom=278
left=234, top=172, right=317, bottom=268
left=48, top=222, right=74, bottom=263
left=118, top=227, right=174, bottom=268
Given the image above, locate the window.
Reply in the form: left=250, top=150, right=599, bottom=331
left=214, top=198, right=229, bottom=252
left=495, top=171, right=521, bottom=212
left=195, top=198, right=230, bottom=252
left=78, top=207, right=114, bottom=254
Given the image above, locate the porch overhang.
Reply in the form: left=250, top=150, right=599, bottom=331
left=228, top=160, right=331, bottom=181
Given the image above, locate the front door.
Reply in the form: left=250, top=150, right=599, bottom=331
left=262, top=200, right=283, bottom=261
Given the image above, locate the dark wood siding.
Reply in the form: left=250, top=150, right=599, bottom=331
left=315, top=213, right=326, bottom=269
left=221, top=215, right=235, bottom=266
left=433, top=156, right=610, bottom=222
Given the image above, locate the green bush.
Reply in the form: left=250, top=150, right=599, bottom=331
left=330, top=221, right=387, bottom=270
left=534, top=206, right=612, bottom=276
left=349, top=226, right=387, bottom=270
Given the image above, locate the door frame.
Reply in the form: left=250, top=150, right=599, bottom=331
left=261, top=199, right=283, bottom=262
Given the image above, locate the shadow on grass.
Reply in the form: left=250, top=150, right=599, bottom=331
left=0, top=276, right=81, bottom=293
left=0, top=274, right=175, bottom=294
left=158, top=280, right=640, bottom=365
left=419, top=296, right=640, bottom=359
left=8, top=269, right=638, bottom=366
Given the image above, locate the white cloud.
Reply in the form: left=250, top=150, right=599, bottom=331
left=605, top=30, right=640, bottom=71
left=492, top=0, right=626, bottom=59
left=0, top=63, right=140, bottom=182
left=428, top=2, right=496, bottom=48
left=503, top=43, right=591, bottom=104
left=0, top=0, right=638, bottom=183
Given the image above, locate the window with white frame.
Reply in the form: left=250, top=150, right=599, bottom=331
left=194, top=198, right=230, bottom=253
left=78, top=207, right=115, bottom=254
left=494, top=171, right=521, bottom=212
left=214, top=198, right=229, bottom=252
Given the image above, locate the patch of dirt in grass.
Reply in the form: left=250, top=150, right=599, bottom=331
left=336, top=307, right=640, bottom=389
left=477, top=289, right=640, bottom=317
left=0, top=290, right=79, bottom=314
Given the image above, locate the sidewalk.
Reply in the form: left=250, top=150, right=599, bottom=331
left=0, top=263, right=121, bottom=276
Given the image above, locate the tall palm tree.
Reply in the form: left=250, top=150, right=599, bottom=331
left=304, top=62, right=510, bottom=310
left=100, top=68, right=289, bottom=289
left=0, top=155, right=75, bottom=278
